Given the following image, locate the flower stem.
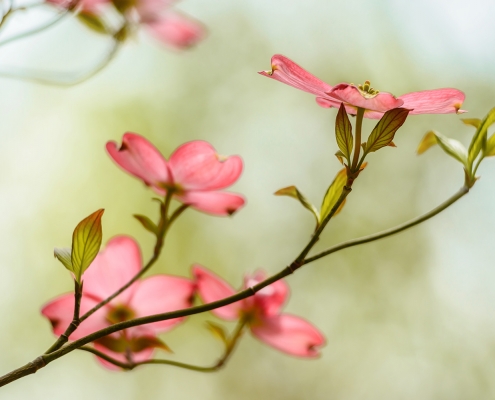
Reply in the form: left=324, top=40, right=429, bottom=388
left=78, top=320, right=246, bottom=372
left=351, top=108, right=365, bottom=171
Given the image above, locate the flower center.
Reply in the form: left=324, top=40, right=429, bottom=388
left=106, top=304, right=136, bottom=325
left=357, top=80, right=380, bottom=99
left=157, top=182, right=185, bottom=196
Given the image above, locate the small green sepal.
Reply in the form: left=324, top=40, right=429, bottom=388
left=133, top=214, right=158, bottom=235
left=77, top=14, right=109, bottom=35
left=205, top=321, right=229, bottom=346
left=462, top=118, right=481, bottom=129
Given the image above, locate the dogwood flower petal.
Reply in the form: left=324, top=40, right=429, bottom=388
left=177, top=191, right=245, bottom=216
left=193, top=265, right=242, bottom=320
left=399, top=88, right=466, bottom=115
left=94, top=338, right=155, bottom=370
left=82, top=236, right=142, bottom=305
left=250, top=314, right=326, bottom=358
left=169, top=141, right=243, bottom=191
left=106, top=132, right=171, bottom=188
left=41, top=294, right=109, bottom=339
left=129, top=275, right=195, bottom=332
left=258, top=54, right=332, bottom=97
left=145, top=12, right=205, bottom=49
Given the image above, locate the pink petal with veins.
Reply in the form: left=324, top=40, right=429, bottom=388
left=41, top=294, right=109, bottom=339
left=169, top=141, right=243, bottom=191
left=106, top=132, right=170, bottom=188
left=129, top=275, right=195, bottom=333
left=82, top=236, right=142, bottom=305
left=258, top=54, right=333, bottom=97
left=327, top=84, right=404, bottom=112
left=251, top=314, right=326, bottom=358
left=146, top=12, right=205, bottom=49
left=177, top=191, right=245, bottom=216
left=193, top=264, right=242, bottom=320
left=399, top=88, right=466, bottom=115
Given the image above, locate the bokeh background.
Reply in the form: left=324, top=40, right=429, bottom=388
left=1, top=0, right=495, bottom=399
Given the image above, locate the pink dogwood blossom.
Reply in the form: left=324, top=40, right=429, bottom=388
left=46, top=0, right=205, bottom=49
left=106, top=133, right=245, bottom=216
left=259, top=54, right=466, bottom=119
left=193, top=265, right=325, bottom=358
left=42, top=236, right=195, bottom=369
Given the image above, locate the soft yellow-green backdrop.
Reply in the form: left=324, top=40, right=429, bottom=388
left=1, top=0, right=495, bottom=399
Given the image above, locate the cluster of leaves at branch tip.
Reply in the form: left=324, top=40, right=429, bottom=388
left=54, top=209, right=104, bottom=284
left=334, top=103, right=409, bottom=169
left=417, top=107, right=495, bottom=188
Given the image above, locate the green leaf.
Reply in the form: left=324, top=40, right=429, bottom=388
left=429, top=130, right=468, bottom=166
left=274, top=186, right=320, bottom=225
left=320, top=168, right=347, bottom=221
left=486, top=134, right=495, bottom=157
left=205, top=321, right=228, bottom=345
left=95, top=336, right=127, bottom=353
left=133, top=214, right=158, bottom=235
left=71, top=209, right=104, bottom=283
left=417, top=131, right=438, bottom=155
left=468, top=107, right=495, bottom=164
left=335, top=103, right=353, bottom=161
left=54, top=247, right=73, bottom=272
left=365, top=108, right=409, bottom=153
left=131, top=336, right=172, bottom=353
left=77, top=14, right=109, bottom=35
left=461, top=118, right=481, bottom=129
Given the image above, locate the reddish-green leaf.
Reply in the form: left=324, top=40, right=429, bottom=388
left=320, top=168, right=347, bottom=221
left=335, top=103, right=353, bottom=161
left=71, top=209, right=104, bottom=282
left=365, top=108, right=409, bottom=153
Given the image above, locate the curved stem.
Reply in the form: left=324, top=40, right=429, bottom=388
left=0, top=5, right=75, bottom=48
left=351, top=108, right=365, bottom=171
left=78, top=320, right=246, bottom=372
left=303, top=185, right=469, bottom=265
left=0, top=39, right=120, bottom=86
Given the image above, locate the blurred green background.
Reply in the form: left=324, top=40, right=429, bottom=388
left=1, top=0, right=495, bottom=399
